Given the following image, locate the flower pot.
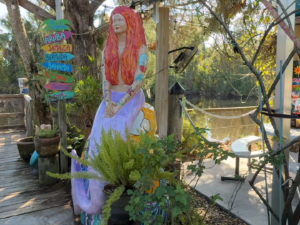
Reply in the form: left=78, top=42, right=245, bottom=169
left=16, top=137, right=35, bottom=162
left=103, top=185, right=131, bottom=222
left=34, top=135, right=60, bottom=158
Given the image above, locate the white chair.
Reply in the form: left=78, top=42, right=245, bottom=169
left=221, top=135, right=266, bottom=181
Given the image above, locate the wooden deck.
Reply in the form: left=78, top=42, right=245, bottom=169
left=0, top=131, right=74, bottom=224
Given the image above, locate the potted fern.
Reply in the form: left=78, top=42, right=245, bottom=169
left=47, top=128, right=172, bottom=224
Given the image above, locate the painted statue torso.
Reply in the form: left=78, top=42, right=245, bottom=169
left=111, top=43, right=130, bottom=92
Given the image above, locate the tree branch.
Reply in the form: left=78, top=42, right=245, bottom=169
left=251, top=22, right=274, bottom=65
left=274, top=7, right=300, bottom=27
left=249, top=183, right=279, bottom=222
left=169, top=1, right=199, bottom=7
left=267, top=48, right=296, bottom=100
left=276, top=0, right=293, bottom=31
left=291, top=201, right=300, bottom=225
left=89, top=0, right=104, bottom=15
left=282, top=168, right=300, bottom=223
left=19, top=0, right=55, bottom=21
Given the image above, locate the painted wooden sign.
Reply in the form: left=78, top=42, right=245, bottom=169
left=42, top=62, right=72, bottom=73
left=47, top=91, right=75, bottom=102
left=41, top=44, right=72, bottom=53
left=44, top=31, right=73, bottom=44
left=44, top=82, right=72, bottom=91
left=45, top=70, right=75, bottom=83
left=45, top=53, right=74, bottom=62
left=42, top=19, right=70, bottom=26
left=43, top=24, right=71, bottom=31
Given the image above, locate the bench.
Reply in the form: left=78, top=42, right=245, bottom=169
left=221, top=135, right=267, bottom=181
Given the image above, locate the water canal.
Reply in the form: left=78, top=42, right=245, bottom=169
left=185, top=96, right=259, bottom=142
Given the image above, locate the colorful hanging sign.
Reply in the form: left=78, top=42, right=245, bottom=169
left=45, top=70, right=75, bottom=83
left=41, top=44, right=72, bottom=53
left=45, top=53, right=75, bottom=61
left=42, top=19, right=71, bottom=26
left=42, top=62, right=72, bottom=73
left=47, top=91, right=75, bottom=102
left=44, top=82, right=72, bottom=91
left=44, top=31, right=73, bottom=44
left=263, top=0, right=300, bottom=50
left=43, top=24, right=71, bottom=31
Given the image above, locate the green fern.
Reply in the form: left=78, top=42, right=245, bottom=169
left=47, top=128, right=145, bottom=187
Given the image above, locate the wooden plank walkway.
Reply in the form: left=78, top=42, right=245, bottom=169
left=0, top=131, right=74, bottom=225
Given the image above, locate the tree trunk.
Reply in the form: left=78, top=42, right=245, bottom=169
left=65, top=0, right=98, bottom=80
left=5, top=0, right=51, bottom=125
left=6, top=0, right=37, bottom=78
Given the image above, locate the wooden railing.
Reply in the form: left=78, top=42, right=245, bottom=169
left=0, top=94, right=25, bottom=130
left=0, top=94, right=33, bottom=136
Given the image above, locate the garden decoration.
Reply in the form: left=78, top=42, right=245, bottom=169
left=68, top=6, right=155, bottom=224
left=41, top=19, right=75, bottom=102
left=42, top=18, right=71, bottom=31
left=45, top=53, right=75, bottom=61
left=41, top=44, right=72, bottom=52
left=45, top=70, right=75, bottom=83
left=29, top=150, right=39, bottom=176
left=44, top=31, right=73, bottom=44
left=42, top=62, right=73, bottom=73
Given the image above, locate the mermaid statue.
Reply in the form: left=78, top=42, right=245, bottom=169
left=70, top=6, right=149, bottom=224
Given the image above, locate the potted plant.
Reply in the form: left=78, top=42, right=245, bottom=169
left=66, top=124, right=85, bottom=157
left=16, top=137, right=35, bottom=162
left=73, top=74, right=102, bottom=137
left=47, top=128, right=171, bottom=224
left=34, top=125, right=60, bottom=158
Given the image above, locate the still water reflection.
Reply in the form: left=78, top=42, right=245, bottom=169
left=186, top=97, right=258, bottom=142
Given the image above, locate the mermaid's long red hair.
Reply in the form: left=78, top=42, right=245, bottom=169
left=104, top=6, right=146, bottom=85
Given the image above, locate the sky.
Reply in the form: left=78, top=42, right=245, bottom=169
left=0, top=4, right=28, bottom=20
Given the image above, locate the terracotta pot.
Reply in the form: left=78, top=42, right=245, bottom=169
left=34, top=135, right=60, bottom=158
left=16, top=137, right=35, bottom=162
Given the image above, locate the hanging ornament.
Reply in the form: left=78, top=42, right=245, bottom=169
left=231, top=40, right=240, bottom=54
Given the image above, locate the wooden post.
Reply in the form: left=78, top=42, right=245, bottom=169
left=38, top=154, right=59, bottom=185
left=155, top=7, right=169, bottom=138
left=167, top=82, right=185, bottom=142
left=271, top=1, right=295, bottom=224
left=56, top=0, right=68, bottom=173
left=58, top=100, right=68, bottom=172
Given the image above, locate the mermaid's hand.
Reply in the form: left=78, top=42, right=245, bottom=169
left=107, top=104, right=121, bottom=118
left=105, top=101, right=117, bottom=117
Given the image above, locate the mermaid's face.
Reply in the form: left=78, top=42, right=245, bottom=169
left=112, top=14, right=127, bottom=34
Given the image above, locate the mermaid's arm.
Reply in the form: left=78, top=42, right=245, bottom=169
left=116, top=45, right=148, bottom=110
left=101, top=50, right=111, bottom=103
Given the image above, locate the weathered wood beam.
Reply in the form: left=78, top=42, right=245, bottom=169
left=41, top=0, right=55, bottom=10
left=8, top=0, right=55, bottom=21
left=0, top=113, right=24, bottom=118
